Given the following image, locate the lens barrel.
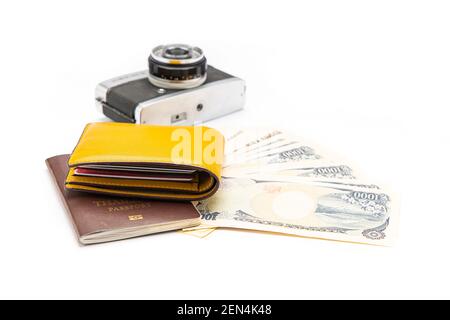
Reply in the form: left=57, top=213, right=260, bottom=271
left=148, top=44, right=207, bottom=89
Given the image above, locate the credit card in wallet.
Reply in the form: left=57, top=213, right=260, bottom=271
left=79, top=164, right=196, bottom=174
left=74, top=168, right=195, bottom=182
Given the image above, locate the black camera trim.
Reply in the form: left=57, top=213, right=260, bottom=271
left=148, top=56, right=207, bottom=81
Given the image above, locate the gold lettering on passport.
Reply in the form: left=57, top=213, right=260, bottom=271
left=93, top=199, right=144, bottom=207
left=107, top=203, right=152, bottom=213
left=92, top=200, right=151, bottom=214
left=128, top=215, right=144, bottom=221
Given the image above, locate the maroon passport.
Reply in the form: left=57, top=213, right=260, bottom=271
left=46, top=155, right=200, bottom=245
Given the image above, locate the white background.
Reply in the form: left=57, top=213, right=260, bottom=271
left=1, top=0, right=449, bottom=299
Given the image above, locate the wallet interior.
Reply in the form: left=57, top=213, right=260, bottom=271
left=65, top=162, right=218, bottom=200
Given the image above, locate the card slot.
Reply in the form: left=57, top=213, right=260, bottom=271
left=67, top=170, right=216, bottom=193
left=65, top=183, right=213, bottom=201
left=67, top=175, right=201, bottom=192
left=79, top=164, right=197, bottom=174
left=73, top=167, right=195, bottom=182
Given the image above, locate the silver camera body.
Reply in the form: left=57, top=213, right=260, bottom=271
left=95, top=44, right=246, bottom=125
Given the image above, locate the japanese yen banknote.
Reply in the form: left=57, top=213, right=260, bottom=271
left=184, top=128, right=398, bottom=245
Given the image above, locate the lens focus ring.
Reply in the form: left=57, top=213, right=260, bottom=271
left=148, top=44, right=207, bottom=89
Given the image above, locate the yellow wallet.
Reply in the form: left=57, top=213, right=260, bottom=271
left=65, top=122, right=224, bottom=201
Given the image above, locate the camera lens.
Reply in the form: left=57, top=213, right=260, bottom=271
left=148, top=44, right=207, bottom=90
left=163, top=47, right=190, bottom=59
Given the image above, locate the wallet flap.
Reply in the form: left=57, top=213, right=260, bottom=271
left=69, top=123, right=223, bottom=177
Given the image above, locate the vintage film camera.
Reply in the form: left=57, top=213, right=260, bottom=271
left=96, top=44, right=246, bottom=125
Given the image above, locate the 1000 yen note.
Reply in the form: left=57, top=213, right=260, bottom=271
left=223, top=163, right=362, bottom=181
left=225, top=143, right=325, bottom=168
left=195, top=178, right=397, bottom=245
left=224, top=128, right=284, bottom=155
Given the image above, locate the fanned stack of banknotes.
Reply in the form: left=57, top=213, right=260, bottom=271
left=183, top=128, right=398, bottom=245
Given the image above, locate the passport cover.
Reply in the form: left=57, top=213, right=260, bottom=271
left=47, top=155, right=201, bottom=245
left=65, top=122, right=224, bottom=200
